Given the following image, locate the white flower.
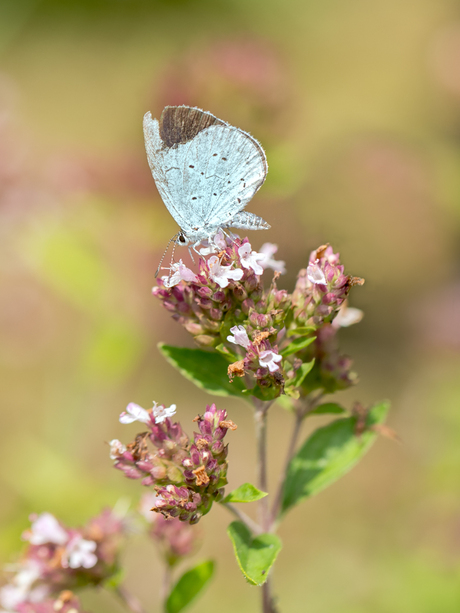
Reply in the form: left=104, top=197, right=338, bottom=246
left=307, top=260, right=326, bottom=285
left=333, top=305, right=364, bottom=328
left=63, top=535, right=97, bottom=569
left=24, top=513, right=68, bottom=546
left=109, top=439, right=127, bottom=460
left=227, top=325, right=251, bottom=349
left=0, top=562, right=43, bottom=610
left=119, top=402, right=151, bottom=424
left=208, top=256, right=243, bottom=288
left=259, top=350, right=283, bottom=373
left=152, top=402, right=176, bottom=424
left=199, top=230, right=227, bottom=255
left=161, top=260, right=198, bottom=288
left=238, top=243, right=265, bottom=275
left=258, top=243, right=286, bottom=274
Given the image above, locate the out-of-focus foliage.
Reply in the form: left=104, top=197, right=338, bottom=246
left=1, top=0, right=460, bottom=611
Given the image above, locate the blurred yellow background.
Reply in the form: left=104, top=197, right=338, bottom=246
left=1, top=0, right=460, bottom=611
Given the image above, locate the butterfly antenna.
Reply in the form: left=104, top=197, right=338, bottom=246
left=155, top=234, right=178, bottom=278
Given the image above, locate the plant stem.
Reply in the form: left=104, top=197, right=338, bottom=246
left=253, top=398, right=278, bottom=613
left=161, top=564, right=173, bottom=603
left=115, top=585, right=148, bottom=613
left=262, top=578, right=279, bottom=613
left=222, top=502, right=262, bottom=534
left=270, top=410, right=303, bottom=526
left=253, top=399, right=270, bottom=531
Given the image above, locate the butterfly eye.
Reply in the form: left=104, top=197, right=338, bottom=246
left=179, top=235, right=186, bottom=244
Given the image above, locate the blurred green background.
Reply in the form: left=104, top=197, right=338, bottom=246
left=1, top=0, right=460, bottom=611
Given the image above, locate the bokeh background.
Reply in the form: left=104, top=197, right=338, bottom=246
left=1, top=0, right=460, bottom=611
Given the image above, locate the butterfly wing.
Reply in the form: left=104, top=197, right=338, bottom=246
left=144, top=106, right=268, bottom=235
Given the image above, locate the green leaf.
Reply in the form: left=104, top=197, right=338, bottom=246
left=215, top=343, right=238, bottom=362
left=222, top=483, right=268, bottom=503
left=287, top=326, right=316, bottom=337
left=308, top=402, right=347, bottom=416
left=291, top=359, right=315, bottom=387
left=165, top=560, right=214, bottom=613
left=227, top=522, right=282, bottom=586
left=280, top=336, right=315, bottom=357
left=281, top=401, right=390, bottom=515
left=159, top=344, right=247, bottom=398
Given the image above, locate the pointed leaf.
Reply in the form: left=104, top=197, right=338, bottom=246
left=280, top=336, right=315, bottom=357
left=158, top=344, right=246, bottom=398
left=308, top=402, right=347, bottom=416
left=165, top=560, right=214, bottom=613
left=222, top=483, right=268, bottom=503
left=227, top=521, right=282, bottom=586
left=287, top=326, right=316, bottom=337
left=281, top=401, right=390, bottom=515
left=291, top=359, right=315, bottom=387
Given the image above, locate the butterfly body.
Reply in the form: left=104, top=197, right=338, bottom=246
left=143, top=106, right=270, bottom=248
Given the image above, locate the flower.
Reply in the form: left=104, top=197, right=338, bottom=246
left=259, top=243, right=286, bottom=274
left=0, top=562, right=43, bottom=611
left=108, top=439, right=127, bottom=460
left=23, top=514, right=68, bottom=547
left=306, top=260, right=326, bottom=285
left=259, top=349, right=283, bottom=373
left=119, top=403, right=150, bottom=425
left=207, top=256, right=243, bottom=288
left=152, top=402, right=176, bottom=424
left=238, top=242, right=265, bottom=275
left=199, top=230, right=227, bottom=255
left=63, top=536, right=97, bottom=570
left=161, top=260, right=198, bottom=288
left=227, top=325, right=251, bottom=349
left=333, top=304, right=364, bottom=328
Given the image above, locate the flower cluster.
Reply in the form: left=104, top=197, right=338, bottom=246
left=110, top=401, right=236, bottom=524
left=153, top=235, right=363, bottom=400
left=0, top=510, right=125, bottom=612
left=140, top=493, right=200, bottom=566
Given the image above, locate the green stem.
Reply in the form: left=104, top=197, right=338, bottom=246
left=222, top=502, right=262, bottom=534
left=115, top=585, right=148, bottom=613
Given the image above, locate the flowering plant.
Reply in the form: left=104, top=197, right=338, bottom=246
left=1, top=234, right=390, bottom=613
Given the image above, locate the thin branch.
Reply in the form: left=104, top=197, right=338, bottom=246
left=270, top=409, right=303, bottom=526
left=115, top=585, right=148, bottom=613
left=253, top=399, right=272, bottom=532
left=262, top=578, right=279, bottom=613
left=161, top=564, right=173, bottom=603
left=222, top=502, right=262, bottom=535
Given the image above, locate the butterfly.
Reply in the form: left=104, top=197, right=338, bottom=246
left=143, top=106, right=270, bottom=252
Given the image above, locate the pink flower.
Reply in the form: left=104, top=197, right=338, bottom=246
left=259, top=349, right=282, bottom=373
left=119, top=403, right=150, bottom=424
left=306, top=260, right=326, bottom=285
left=238, top=242, right=265, bottom=275
left=199, top=230, right=227, bottom=255
left=109, top=439, right=127, bottom=460
left=24, top=513, right=68, bottom=547
left=162, top=260, right=198, bottom=288
left=0, top=562, right=43, bottom=610
left=63, top=536, right=97, bottom=569
left=207, top=256, right=243, bottom=288
left=227, top=325, right=251, bottom=349
left=259, top=243, right=286, bottom=274
left=152, top=402, right=176, bottom=424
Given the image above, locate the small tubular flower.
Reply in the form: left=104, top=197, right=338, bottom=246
left=238, top=242, right=265, bottom=275
left=227, top=325, right=250, bottom=349
left=119, top=403, right=150, bottom=424
left=207, top=256, right=243, bottom=288
left=259, top=349, right=283, bottom=373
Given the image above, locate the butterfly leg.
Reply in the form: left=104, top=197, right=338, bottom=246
left=226, top=211, right=271, bottom=231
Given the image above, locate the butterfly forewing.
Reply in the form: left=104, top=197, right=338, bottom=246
left=143, top=106, right=268, bottom=241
